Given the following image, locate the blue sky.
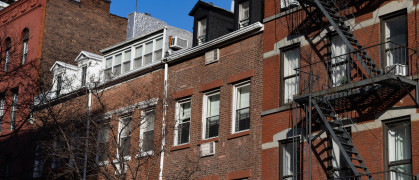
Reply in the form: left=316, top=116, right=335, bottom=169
left=110, top=0, right=232, bottom=32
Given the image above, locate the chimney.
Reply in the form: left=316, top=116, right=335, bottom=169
left=126, top=11, right=167, bottom=40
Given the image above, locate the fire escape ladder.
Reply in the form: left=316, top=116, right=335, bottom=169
left=312, top=0, right=381, bottom=77
left=311, top=99, right=373, bottom=179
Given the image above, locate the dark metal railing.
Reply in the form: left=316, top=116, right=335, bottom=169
left=295, top=41, right=417, bottom=95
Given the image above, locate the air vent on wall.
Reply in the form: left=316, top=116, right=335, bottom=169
left=205, top=49, right=219, bottom=64
left=200, top=141, right=215, bottom=157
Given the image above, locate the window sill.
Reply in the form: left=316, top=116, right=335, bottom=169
left=227, top=130, right=250, bottom=140
left=170, top=144, right=191, bottom=151
left=197, top=137, right=219, bottom=145
left=135, top=151, right=154, bottom=158
left=112, top=156, right=131, bottom=163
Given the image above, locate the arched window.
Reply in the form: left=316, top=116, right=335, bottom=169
left=22, top=28, right=29, bottom=64
left=4, top=37, right=11, bottom=72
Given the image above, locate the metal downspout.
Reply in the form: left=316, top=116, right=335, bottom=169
left=83, top=89, right=92, bottom=180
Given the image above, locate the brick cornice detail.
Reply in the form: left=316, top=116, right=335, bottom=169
left=225, top=169, right=251, bottom=180
left=199, top=79, right=223, bottom=92
left=227, top=70, right=254, bottom=84
left=172, top=88, right=194, bottom=99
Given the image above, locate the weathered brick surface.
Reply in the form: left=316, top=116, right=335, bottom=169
left=164, top=33, right=264, bottom=179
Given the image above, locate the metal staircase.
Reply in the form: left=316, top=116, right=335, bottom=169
left=300, top=0, right=381, bottom=77
left=311, top=98, right=372, bottom=179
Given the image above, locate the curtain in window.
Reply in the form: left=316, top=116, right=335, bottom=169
left=331, top=36, right=348, bottom=87
left=283, top=142, right=299, bottom=180
left=388, top=123, right=411, bottom=180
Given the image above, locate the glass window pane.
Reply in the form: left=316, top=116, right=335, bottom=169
left=284, top=77, right=298, bottom=103
left=390, top=164, right=411, bottom=180
left=154, top=50, right=162, bottom=61
left=123, top=62, right=130, bottom=73
left=237, top=85, right=250, bottom=109
left=113, top=65, right=121, bottom=76
left=124, top=50, right=131, bottom=62
left=134, top=57, right=142, bottom=69
left=106, top=57, right=112, bottom=68
left=284, top=48, right=299, bottom=77
left=145, top=42, right=153, bottom=54
left=145, top=111, right=155, bottom=131
left=388, top=123, right=411, bottom=162
left=135, top=46, right=143, bottom=58
left=120, top=117, right=131, bottom=138
left=207, top=94, right=220, bottom=117
left=180, top=102, right=191, bottom=121
left=155, top=38, right=163, bottom=50
left=114, top=53, right=122, bottom=65
left=144, top=54, right=152, bottom=65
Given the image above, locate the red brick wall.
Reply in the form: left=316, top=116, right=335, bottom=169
left=164, top=33, right=264, bottom=179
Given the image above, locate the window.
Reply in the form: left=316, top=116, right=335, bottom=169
left=81, top=66, right=87, bottom=87
left=118, top=116, right=131, bottom=158
left=144, top=41, right=153, bottom=65
left=0, top=93, right=4, bottom=133
left=113, top=53, right=122, bottom=76
left=198, top=18, right=207, bottom=45
left=154, top=38, right=163, bottom=61
left=22, top=28, right=29, bottom=64
left=282, top=47, right=300, bottom=104
left=382, top=12, right=408, bottom=67
left=203, top=91, right=219, bottom=139
left=330, top=36, right=349, bottom=87
left=384, top=119, right=412, bottom=180
left=141, top=110, right=155, bottom=153
left=56, top=75, right=62, bottom=96
left=104, top=57, right=112, bottom=80
left=122, top=50, right=131, bottom=73
left=33, top=145, right=43, bottom=178
left=232, top=82, right=250, bottom=132
left=281, top=0, right=299, bottom=9
left=97, top=120, right=110, bottom=163
left=279, top=138, right=300, bottom=180
left=4, top=38, right=11, bottom=72
left=10, top=89, right=18, bottom=130
left=134, top=46, right=143, bottom=69
left=239, top=1, right=250, bottom=28
left=175, top=99, right=191, bottom=145
left=328, top=127, right=353, bottom=179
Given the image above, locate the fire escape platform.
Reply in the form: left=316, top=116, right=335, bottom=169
left=294, top=74, right=418, bottom=113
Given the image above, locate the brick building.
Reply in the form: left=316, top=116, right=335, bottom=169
left=262, top=0, right=419, bottom=179
left=0, top=0, right=126, bottom=178
left=162, top=1, right=264, bottom=179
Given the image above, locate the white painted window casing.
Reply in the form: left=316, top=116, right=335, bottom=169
left=202, top=91, right=220, bottom=139
left=283, top=48, right=299, bottom=104
left=232, top=82, right=250, bottom=133
left=175, top=99, right=191, bottom=145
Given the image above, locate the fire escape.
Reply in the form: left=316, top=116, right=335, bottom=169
left=290, top=0, right=418, bottom=179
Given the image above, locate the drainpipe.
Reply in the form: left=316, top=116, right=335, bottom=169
left=159, top=62, right=168, bottom=180
left=83, top=88, right=92, bottom=180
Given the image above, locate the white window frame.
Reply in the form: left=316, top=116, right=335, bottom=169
left=202, top=90, right=220, bottom=140
left=282, top=47, right=300, bottom=104
left=174, top=98, right=191, bottom=146
left=330, top=36, right=349, bottom=87
left=238, top=1, right=250, bottom=28
left=231, top=81, right=251, bottom=133
left=117, top=115, right=132, bottom=160
left=103, top=35, right=164, bottom=78
left=197, top=18, right=207, bottom=45
left=139, top=109, right=155, bottom=156
left=279, top=137, right=301, bottom=180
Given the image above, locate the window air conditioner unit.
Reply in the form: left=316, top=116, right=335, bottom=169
left=170, top=37, right=188, bottom=50
left=200, top=141, right=215, bottom=157
left=385, top=64, right=408, bottom=76
left=205, top=49, right=219, bottom=64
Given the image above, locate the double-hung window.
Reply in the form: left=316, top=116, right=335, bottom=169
left=22, top=29, right=29, bottom=64
left=382, top=12, right=408, bottom=67
left=134, top=45, right=143, bottom=69
left=197, top=18, right=207, bottom=45
left=10, top=89, right=18, bottom=130
left=104, top=57, right=112, bottom=80
left=144, top=41, right=153, bottom=65
left=81, top=66, right=87, bottom=87
left=175, top=99, right=191, bottom=145
left=56, top=75, right=62, bottom=96
left=118, top=116, right=131, bottom=158
left=122, top=50, right=131, bottom=74
left=4, top=38, right=11, bottom=72
left=141, top=110, right=155, bottom=154
left=97, top=120, right=110, bottom=163
left=203, top=91, right=220, bottom=139
left=330, top=36, right=349, bottom=87
left=233, top=82, right=250, bottom=132
left=384, top=119, right=412, bottom=180
left=113, top=53, right=122, bottom=76
left=279, top=138, right=300, bottom=180
left=154, top=38, right=163, bottom=62
left=239, top=1, right=250, bottom=28
left=282, top=47, right=300, bottom=104
left=0, top=93, right=4, bottom=132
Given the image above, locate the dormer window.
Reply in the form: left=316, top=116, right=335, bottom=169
left=198, top=18, right=207, bottom=45
left=239, top=1, right=250, bottom=28
left=56, top=75, right=62, bottom=96
left=81, top=66, right=87, bottom=87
